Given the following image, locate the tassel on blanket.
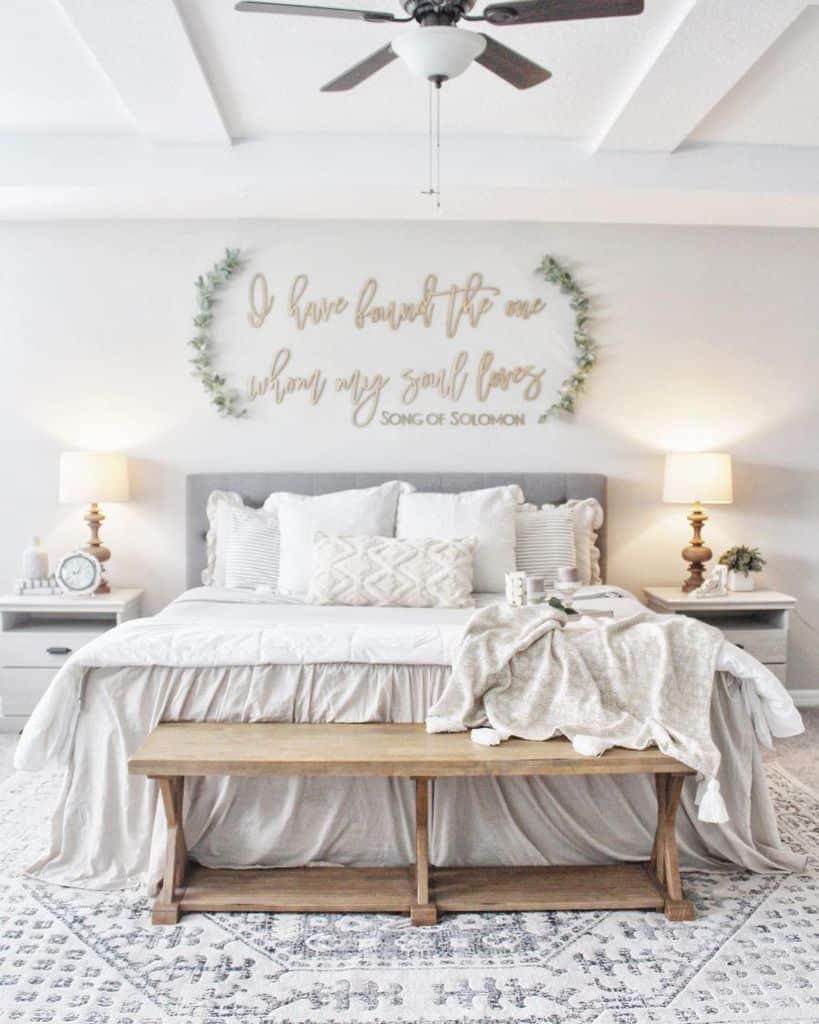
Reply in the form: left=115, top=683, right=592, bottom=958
left=471, top=727, right=505, bottom=747
left=695, top=775, right=729, bottom=824
left=570, top=734, right=612, bottom=757
left=426, top=716, right=466, bottom=734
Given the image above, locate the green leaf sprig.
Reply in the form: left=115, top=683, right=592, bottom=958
left=189, top=248, right=246, bottom=418
left=538, top=255, right=598, bottom=422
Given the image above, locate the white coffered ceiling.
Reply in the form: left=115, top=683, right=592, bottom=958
left=0, top=0, right=817, bottom=223
left=690, top=6, right=819, bottom=147
left=175, top=0, right=678, bottom=139
left=0, top=0, right=133, bottom=135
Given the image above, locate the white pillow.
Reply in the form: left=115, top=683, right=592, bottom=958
left=223, top=505, right=280, bottom=591
left=515, top=508, right=576, bottom=581
left=307, top=532, right=477, bottom=608
left=396, top=485, right=524, bottom=592
left=541, top=498, right=604, bottom=585
left=202, top=490, right=242, bottom=586
left=269, top=481, right=414, bottom=596
left=202, top=491, right=280, bottom=589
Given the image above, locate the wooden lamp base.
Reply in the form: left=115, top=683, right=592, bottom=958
left=83, top=502, right=111, bottom=594
left=681, top=503, right=711, bottom=592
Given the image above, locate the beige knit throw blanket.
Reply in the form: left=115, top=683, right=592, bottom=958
left=427, top=604, right=730, bottom=822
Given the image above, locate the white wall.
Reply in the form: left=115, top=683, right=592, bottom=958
left=1, top=219, right=817, bottom=693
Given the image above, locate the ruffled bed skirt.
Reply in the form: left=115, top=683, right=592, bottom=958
left=27, top=664, right=804, bottom=890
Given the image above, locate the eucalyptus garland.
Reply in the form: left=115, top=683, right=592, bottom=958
left=189, top=248, right=246, bottom=418
left=537, top=255, right=597, bottom=422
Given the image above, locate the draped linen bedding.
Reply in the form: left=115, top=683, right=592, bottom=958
left=15, top=587, right=805, bottom=890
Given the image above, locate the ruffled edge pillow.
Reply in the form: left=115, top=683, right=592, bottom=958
left=202, top=491, right=280, bottom=590
left=202, top=490, right=244, bottom=587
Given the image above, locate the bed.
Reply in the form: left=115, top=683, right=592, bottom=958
left=15, top=472, right=805, bottom=891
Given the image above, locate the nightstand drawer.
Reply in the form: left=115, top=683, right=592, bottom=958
left=0, top=667, right=56, bottom=716
left=0, top=629, right=106, bottom=668
left=719, top=627, right=787, bottom=663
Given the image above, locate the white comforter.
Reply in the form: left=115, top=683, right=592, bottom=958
left=16, top=585, right=802, bottom=775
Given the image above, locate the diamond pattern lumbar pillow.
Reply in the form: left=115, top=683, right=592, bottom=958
left=307, top=532, right=477, bottom=608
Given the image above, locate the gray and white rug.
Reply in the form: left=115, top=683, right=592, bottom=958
left=0, top=765, right=817, bottom=1024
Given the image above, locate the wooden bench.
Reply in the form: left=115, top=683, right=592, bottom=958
left=128, top=722, right=696, bottom=927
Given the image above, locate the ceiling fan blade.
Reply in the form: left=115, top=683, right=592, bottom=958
left=475, top=35, right=551, bottom=89
left=235, top=1, right=402, bottom=23
left=482, top=0, right=643, bottom=27
left=321, top=44, right=397, bottom=91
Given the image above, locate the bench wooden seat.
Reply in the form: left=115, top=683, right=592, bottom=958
left=129, top=722, right=697, bottom=927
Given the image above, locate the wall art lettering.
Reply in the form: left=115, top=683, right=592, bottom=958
left=187, top=249, right=597, bottom=426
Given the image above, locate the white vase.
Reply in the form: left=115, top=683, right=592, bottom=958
left=21, top=537, right=49, bottom=579
left=728, top=570, right=755, bottom=592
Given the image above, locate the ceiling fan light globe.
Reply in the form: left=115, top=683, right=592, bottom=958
left=392, top=26, right=486, bottom=82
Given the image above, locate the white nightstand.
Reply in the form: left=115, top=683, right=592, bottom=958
left=643, top=587, right=795, bottom=685
left=0, top=588, right=143, bottom=733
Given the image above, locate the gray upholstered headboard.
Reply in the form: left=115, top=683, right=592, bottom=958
left=186, top=472, right=607, bottom=590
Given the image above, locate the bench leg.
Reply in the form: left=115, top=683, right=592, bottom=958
left=153, top=776, right=187, bottom=926
left=411, top=777, right=437, bottom=926
left=651, top=773, right=695, bottom=922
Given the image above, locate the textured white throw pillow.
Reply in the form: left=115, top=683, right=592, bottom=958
left=202, top=491, right=280, bottom=589
left=396, top=485, right=524, bottom=593
left=307, top=532, right=477, bottom=608
left=223, top=505, right=280, bottom=590
left=541, top=498, right=604, bottom=584
left=270, top=481, right=414, bottom=596
left=515, top=508, right=577, bottom=581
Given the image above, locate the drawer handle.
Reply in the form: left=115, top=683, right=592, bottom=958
left=46, top=646, right=72, bottom=656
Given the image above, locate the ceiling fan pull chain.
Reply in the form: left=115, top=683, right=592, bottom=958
left=422, top=80, right=436, bottom=203
left=428, top=80, right=434, bottom=198
left=435, top=81, right=442, bottom=213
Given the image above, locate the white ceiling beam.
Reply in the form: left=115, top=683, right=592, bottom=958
left=0, top=134, right=817, bottom=226
left=593, top=0, right=808, bottom=153
left=55, top=0, right=230, bottom=144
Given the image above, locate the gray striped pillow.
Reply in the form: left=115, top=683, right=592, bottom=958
left=515, top=508, right=576, bottom=581
left=541, top=498, right=604, bottom=584
left=223, top=505, right=280, bottom=591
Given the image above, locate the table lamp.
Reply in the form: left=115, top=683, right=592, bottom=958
left=59, top=452, right=130, bottom=594
left=663, top=452, right=732, bottom=592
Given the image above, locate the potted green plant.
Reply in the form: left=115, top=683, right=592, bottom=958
left=719, top=545, right=765, bottom=592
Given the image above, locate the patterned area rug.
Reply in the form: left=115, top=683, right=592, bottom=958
left=0, top=766, right=817, bottom=1024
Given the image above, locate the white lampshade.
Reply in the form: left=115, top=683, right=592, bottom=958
left=59, top=452, right=130, bottom=504
left=663, top=452, right=733, bottom=505
left=392, top=27, right=486, bottom=82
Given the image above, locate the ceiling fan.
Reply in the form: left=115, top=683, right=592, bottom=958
left=235, top=0, right=645, bottom=92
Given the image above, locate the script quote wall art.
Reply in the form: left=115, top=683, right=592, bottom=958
left=188, top=248, right=597, bottom=429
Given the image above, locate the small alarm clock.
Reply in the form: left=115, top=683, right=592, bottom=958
left=56, top=550, right=103, bottom=596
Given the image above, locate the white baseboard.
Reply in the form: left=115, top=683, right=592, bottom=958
left=790, top=690, right=819, bottom=708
